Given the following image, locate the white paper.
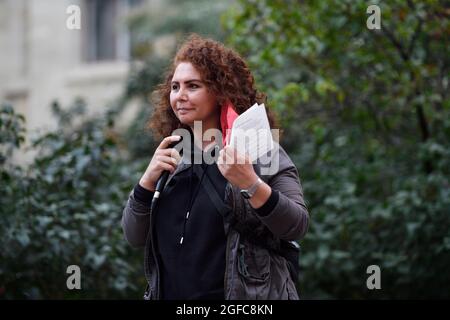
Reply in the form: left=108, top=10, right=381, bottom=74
left=229, top=103, right=274, bottom=162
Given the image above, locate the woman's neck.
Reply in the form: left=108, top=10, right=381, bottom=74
left=190, top=118, right=220, bottom=150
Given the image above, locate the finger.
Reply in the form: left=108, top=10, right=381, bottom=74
left=233, top=148, right=250, bottom=165
left=157, top=160, right=176, bottom=173
left=238, top=151, right=251, bottom=165
left=230, top=148, right=245, bottom=165
left=217, top=149, right=226, bottom=165
left=224, top=147, right=236, bottom=165
left=220, top=149, right=230, bottom=165
left=160, top=148, right=181, bottom=162
left=171, top=149, right=182, bottom=162
left=243, top=154, right=251, bottom=165
left=157, top=155, right=178, bottom=167
left=156, top=145, right=181, bottom=159
left=158, top=135, right=182, bottom=150
left=224, top=145, right=238, bottom=157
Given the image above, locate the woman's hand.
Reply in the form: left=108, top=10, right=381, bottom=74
left=139, top=135, right=182, bottom=191
left=217, top=146, right=272, bottom=209
left=217, top=146, right=258, bottom=189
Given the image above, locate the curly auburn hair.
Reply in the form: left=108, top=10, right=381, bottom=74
left=147, top=34, right=279, bottom=139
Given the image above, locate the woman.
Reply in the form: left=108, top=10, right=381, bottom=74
left=121, top=34, right=309, bottom=300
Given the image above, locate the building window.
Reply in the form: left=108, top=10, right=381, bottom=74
left=83, top=0, right=143, bottom=62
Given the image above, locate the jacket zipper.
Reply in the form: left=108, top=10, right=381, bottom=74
left=148, top=163, right=191, bottom=299
left=224, top=183, right=238, bottom=300
left=223, top=183, right=231, bottom=298
left=148, top=203, right=161, bottom=299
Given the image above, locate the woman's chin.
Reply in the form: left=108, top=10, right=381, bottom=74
left=177, top=116, right=195, bottom=126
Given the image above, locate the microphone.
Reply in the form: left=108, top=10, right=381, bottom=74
left=151, top=136, right=183, bottom=209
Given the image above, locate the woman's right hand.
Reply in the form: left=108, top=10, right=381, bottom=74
left=139, top=135, right=182, bottom=191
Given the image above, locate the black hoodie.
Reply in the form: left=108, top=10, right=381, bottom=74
left=134, top=148, right=228, bottom=299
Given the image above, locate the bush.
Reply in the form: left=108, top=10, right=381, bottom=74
left=225, top=0, right=450, bottom=298
left=0, top=101, right=147, bottom=299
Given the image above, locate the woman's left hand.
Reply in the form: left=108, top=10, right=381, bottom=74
left=217, top=146, right=258, bottom=189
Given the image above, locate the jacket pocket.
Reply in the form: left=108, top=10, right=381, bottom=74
left=237, top=243, right=270, bottom=281
left=236, top=243, right=271, bottom=299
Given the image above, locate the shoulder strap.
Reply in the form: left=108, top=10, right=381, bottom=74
left=192, top=165, right=231, bottom=217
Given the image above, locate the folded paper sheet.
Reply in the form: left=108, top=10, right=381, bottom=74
left=229, top=103, right=274, bottom=162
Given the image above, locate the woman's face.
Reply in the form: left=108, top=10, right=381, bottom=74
left=170, top=62, right=219, bottom=129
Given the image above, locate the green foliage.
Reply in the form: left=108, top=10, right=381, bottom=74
left=127, top=0, right=233, bottom=59
left=0, top=101, right=146, bottom=299
left=225, top=0, right=450, bottom=298
left=0, top=102, right=26, bottom=164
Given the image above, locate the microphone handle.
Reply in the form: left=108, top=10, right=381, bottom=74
left=154, top=170, right=170, bottom=199
left=151, top=136, right=184, bottom=208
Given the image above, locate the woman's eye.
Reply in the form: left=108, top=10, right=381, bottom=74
left=171, top=84, right=179, bottom=91
left=189, top=84, right=199, bottom=89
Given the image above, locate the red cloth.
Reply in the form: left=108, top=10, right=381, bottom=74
left=220, top=101, right=239, bottom=147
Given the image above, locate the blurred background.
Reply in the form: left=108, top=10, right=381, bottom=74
left=0, top=0, right=448, bottom=299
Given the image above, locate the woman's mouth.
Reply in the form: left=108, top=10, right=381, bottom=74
left=177, top=108, right=194, bottom=115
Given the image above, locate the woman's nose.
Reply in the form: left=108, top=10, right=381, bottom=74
left=176, top=87, right=188, bottom=101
